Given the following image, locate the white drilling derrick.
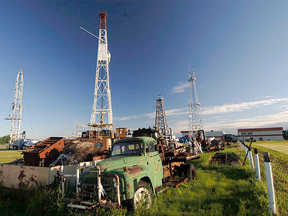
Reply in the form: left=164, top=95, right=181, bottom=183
left=89, top=11, right=113, bottom=128
left=155, top=95, right=169, bottom=136
left=188, top=69, right=203, bottom=137
left=5, top=70, right=24, bottom=144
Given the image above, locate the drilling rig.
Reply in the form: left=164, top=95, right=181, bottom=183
left=5, top=70, right=24, bottom=148
left=188, top=69, right=204, bottom=140
left=80, top=11, right=114, bottom=150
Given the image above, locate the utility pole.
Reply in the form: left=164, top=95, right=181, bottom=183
left=188, top=69, right=203, bottom=138
left=155, top=95, right=169, bottom=136
left=5, top=70, right=24, bottom=144
left=88, top=11, right=113, bottom=129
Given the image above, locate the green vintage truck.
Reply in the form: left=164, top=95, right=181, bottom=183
left=68, top=135, right=198, bottom=210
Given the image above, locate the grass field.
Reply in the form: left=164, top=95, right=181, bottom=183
left=0, top=150, right=23, bottom=163
left=0, top=147, right=272, bottom=216
left=253, top=140, right=288, bottom=155
left=244, top=141, right=288, bottom=215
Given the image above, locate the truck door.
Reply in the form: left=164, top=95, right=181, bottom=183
left=146, top=141, right=163, bottom=187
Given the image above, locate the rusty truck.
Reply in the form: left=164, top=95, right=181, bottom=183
left=67, top=128, right=199, bottom=210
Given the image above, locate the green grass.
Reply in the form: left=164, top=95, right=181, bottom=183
left=140, top=148, right=269, bottom=216
left=253, top=140, right=288, bottom=155
left=245, top=141, right=288, bottom=216
left=0, top=150, right=23, bottom=163
left=0, top=147, right=272, bottom=215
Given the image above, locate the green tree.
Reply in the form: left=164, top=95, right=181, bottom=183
left=0, top=135, right=10, bottom=144
left=282, top=130, right=288, bottom=140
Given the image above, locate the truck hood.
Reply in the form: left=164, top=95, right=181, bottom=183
left=97, top=155, right=141, bottom=172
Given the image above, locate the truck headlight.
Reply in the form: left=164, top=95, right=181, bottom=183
left=113, top=178, right=118, bottom=189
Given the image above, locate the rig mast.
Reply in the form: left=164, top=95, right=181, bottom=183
left=188, top=69, right=203, bottom=137
left=90, top=11, right=112, bottom=128
left=5, top=70, right=24, bottom=144
left=155, top=95, right=169, bottom=136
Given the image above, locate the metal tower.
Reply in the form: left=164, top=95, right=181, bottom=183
left=5, top=70, right=24, bottom=144
left=90, top=11, right=112, bottom=127
left=188, top=69, right=203, bottom=137
left=155, top=95, right=169, bottom=136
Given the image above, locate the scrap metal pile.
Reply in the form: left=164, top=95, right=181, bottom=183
left=209, top=152, right=241, bottom=165
left=20, top=137, right=110, bottom=167
left=62, top=140, right=109, bottom=163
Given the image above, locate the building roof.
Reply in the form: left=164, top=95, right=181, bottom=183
left=238, top=127, right=283, bottom=132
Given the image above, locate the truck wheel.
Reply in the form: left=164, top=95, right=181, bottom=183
left=185, top=163, right=196, bottom=180
left=132, top=180, right=153, bottom=210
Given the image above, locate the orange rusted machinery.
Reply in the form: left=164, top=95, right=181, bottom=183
left=23, top=137, right=64, bottom=167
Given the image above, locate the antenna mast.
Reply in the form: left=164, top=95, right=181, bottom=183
left=188, top=69, right=203, bottom=137
left=89, top=11, right=112, bottom=128
left=5, top=70, right=24, bottom=144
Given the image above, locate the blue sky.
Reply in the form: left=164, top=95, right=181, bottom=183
left=1, top=0, right=288, bottom=140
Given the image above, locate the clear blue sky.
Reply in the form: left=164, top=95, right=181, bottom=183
left=1, top=0, right=288, bottom=140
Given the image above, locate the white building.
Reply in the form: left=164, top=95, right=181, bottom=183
left=237, top=127, right=283, bottom=141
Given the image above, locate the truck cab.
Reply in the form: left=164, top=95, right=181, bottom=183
left=79, top=136, right=163, bottom=209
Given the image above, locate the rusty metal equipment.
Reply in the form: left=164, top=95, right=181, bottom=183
left=116, top=128, right=127, bottom=139
left=210, top=152, right=241, bottom=165
left=242, top=138, right=254, bottom=166
left=133, top=128, right=200, bottom=183
left=23, top=137, right=64, bottom=167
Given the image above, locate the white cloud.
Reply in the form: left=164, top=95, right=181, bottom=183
left=169, top=110, right=288, bottom=136
left=166, top=108, right=189, bottom=116
left=114, top=97, right=288, bottom=137
left=202, top=98, right=288, bottom=115
left=257, top=95, right=273, bottom=99
left=143, top=112, right=155, bottom=118
left=169, top=82, right=189, bottom=94
left=114, top=115, right=141, bottom=121
left=204, top=110, right=288, bottom=131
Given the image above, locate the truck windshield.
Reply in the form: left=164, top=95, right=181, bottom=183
left=111, top=141, right=143, bottom=157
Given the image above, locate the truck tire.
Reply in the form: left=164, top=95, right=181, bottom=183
left=131, top=180, right=153, bottom=210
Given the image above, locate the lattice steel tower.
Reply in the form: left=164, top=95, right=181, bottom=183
left=188, top=69, right=203, bottom=136
left=155, top=95, right=169, bottom=136
left=90, top=11, right=112, bottom=126
left=5, top=70, right=24, bottom=144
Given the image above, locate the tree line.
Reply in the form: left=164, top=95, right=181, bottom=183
left=0, top=135, right=9, bottom=144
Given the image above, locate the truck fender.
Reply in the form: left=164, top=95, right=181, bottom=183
left=126, top=175, right=155, bottom=200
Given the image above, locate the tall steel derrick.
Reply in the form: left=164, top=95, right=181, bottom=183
left=5, top=70, right=24, bottom=144
left=155, top=95, right=169, bottom=136
left=188, top=69, right=203, bottom=137
left=90, top=11, right=112, bottom=127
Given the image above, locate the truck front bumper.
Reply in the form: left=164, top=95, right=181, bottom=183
left=68, top=165, right=122, bottom=209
